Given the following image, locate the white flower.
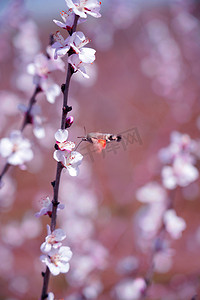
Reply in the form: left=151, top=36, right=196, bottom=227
left=52, top=31, right=96, bottom=64
left=68, top=32, right=96, bottom=63
left=40, top=246, right=72, bottom=276
left=0, top=131, right=33, bottom=166
left=40, top=225, right=66, bottom=253
left=55, top=129, right=75, bottom=151
left=18, top=104, right=45, bottom=139
left=54, top=150, right=83, bottom=176
left=35, top=196, right=65, bottom=218
left=53, top=10, right=77, bottom=30
left=68, top=54, right=90, bottom=78
left=162, top=157, right=199, bottom=189
left=163, top=209, right=186, bottom=239
left=65, top=0, right=101, bottom=19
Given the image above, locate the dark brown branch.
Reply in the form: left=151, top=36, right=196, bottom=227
left=40, top=15, right=79, bottom=300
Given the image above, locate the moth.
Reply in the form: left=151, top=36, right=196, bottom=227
left=78, top=131, right=122, bottom=152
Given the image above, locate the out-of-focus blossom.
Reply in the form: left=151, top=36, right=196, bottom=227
left=65, top=0, right=101, bottom=19
left=114, top=278, right=146, bottom=300
left=116, top=256, right=139, bottom=275
left=13, top=20, right=40, bottom=60
left=159, top=131, right=196, bottom=164
left=40, top=78, right=60, bottom=104
left=35, top=196, right=65, bottom=218
left=18, top=103, right=45, bottom=139
left=163, top=209, right=186, bottom=239
left=69, top=240, right=107, bottom=285
left=0, top=176, right=16, bottom=211
left=27, top=49, right=64, bottom=103
left=0, top=131, right=33, bottom=166
left=55, top=129, right=75, bottom=151
left=40, top=225, right=66, bottom=253
left=161, top=157, right=199, bottom=190
left=82, top=279, right=103, bottom=299
left=54, top=150, right=83, bottom=176
left=134, top=201, right=166, bottom=240
left=27, top=52, right=64, bottom=79
left=136, top=181, right=167, bottom=203
left=68, top=54, right=90, bottom=78
left=40, top=246, right=72, bottom=276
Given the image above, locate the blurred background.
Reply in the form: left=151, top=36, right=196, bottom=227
left=1, top=0, right=200, bottom=299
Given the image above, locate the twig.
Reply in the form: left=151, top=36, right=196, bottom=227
left=140, top=189, right=176, bottom=299
left=0, top=85, right=41, bottom=184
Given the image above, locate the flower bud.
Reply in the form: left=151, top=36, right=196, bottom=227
left=65, top=116, right=74, bottom=128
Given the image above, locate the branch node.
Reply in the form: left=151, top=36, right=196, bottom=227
left=51, top=181, right=55, bottom=187
left=52, top=200, right=59, bottom=207
left=61, top=84, right=65, bottom=94
left=63, top=105, right=72, bottom=113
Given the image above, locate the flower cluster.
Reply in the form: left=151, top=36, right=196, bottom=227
left=52, top=0, right=101, bottom=78
left=134, top=131, right=199, bottom=281
left=40, top=225, right=72, bottom=276
left=53, top=129, right=83, bottom=176
left=159, top=131, right=199, bottom=190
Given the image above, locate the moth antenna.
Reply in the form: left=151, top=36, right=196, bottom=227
left=84, top=126, right=87, bottom=136
left=75, top=139, right=83, bottom=151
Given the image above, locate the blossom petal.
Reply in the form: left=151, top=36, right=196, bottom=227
left=55, top=129, right=69, bottom=143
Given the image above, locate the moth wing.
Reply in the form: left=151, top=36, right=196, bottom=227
left=91, top=137, right=107, bottom=153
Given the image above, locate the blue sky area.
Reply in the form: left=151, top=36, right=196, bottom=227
left=0, top=0, right=168, bottom=22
